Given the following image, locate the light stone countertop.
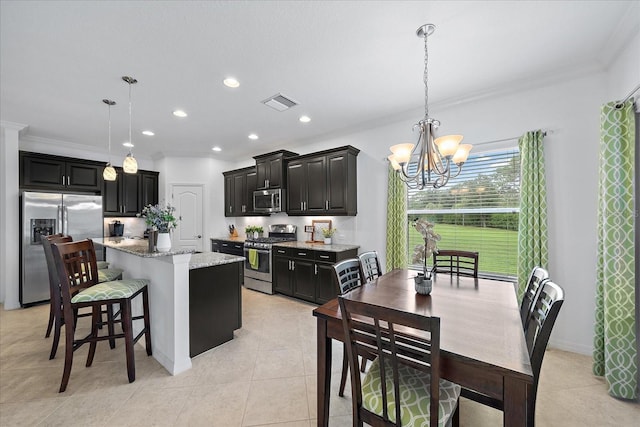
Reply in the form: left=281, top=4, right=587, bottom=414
left=188, top=252, right=245, bottom=270
left=94, top=237, right=194, bottom=258
left=273, top=241, right=360, bottom=252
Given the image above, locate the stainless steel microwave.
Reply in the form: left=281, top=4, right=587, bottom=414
left=253, top=188, right=282, bottom=213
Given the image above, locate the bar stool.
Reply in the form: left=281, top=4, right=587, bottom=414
left=51, top=238, right=152, bottom=392
left=43, top=234, right=124, bottom=359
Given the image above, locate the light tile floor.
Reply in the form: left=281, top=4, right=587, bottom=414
left=1, top=288, right=638, bottom=426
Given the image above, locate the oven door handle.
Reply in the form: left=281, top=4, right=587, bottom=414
left=244, top=248, right=271, bottom=256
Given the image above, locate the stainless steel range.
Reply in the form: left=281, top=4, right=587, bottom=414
left=243, top=224, right=297, bottom=294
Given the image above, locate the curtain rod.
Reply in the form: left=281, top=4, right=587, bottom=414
left=472, top=130, right=549, bottom=147
left=615, top=83, right=640, bottom=108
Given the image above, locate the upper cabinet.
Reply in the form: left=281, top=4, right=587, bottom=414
left=253, top=150, right=298, bottom=190
left=286, top=146, right=359, bottom=216
left=20, top=151, right=103, bottom=192
left=223, top=167, right=260, bottom=217
left=103, top=168, right=159, bottom=217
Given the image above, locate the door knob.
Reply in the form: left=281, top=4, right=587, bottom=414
left=196, top=235, right=202, bottom=239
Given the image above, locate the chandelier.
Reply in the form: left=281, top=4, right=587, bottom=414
left=388, top=24, right=472, bottom=189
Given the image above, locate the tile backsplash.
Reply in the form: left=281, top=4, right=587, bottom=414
left=103, top=217, right=147, bottom=238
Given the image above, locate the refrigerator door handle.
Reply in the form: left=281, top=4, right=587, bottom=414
left=57, top=205, right=63, bottom=234
left=63, top=206, right=68, bottom=234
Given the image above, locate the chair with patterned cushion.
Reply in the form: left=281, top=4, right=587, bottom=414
left=454, top=280, right=564, bottom=427
left=358, top=251, right=383, bottom=284
left=519, top=266, right=549, bottom=329
left=433, top=249, right=479, bottom=278
left=43, top=234, right=124, bottom=359
left=338, top=295, right=461, bottom=427
left=332, top=258, right=374, bottom=397
left=51, top=238, right=152, bottom=392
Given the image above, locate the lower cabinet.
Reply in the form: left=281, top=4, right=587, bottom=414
left=189, top=261, right=242, bottom=357
left=273, top=246, right=358, bottom=304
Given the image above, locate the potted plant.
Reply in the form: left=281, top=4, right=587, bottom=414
left=141, top=203, right=178, bottom=252
left=321, top=227, right=336, bottom=245
left=411, top=218, right=440, bottom=294
left=245, top=225, right=264, bottom=239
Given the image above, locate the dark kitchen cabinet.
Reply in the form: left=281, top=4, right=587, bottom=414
left=103, top=167, right=158, bottom=216
left=223, top=166, right=264, bottom=217
left=253, top=150, right=298, bottom=190
left=272, top=245, right=358, bottom=304
left=286, top=146, right=359, bottom=216
left=273, top=251, right=294, bottom=295
left=139, top=171, right=159, bottom=208
left=20, top=151, right=103, bottom=192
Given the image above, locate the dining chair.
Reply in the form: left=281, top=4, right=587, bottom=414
left=454, top=280, right=564, bottom=427
left=358, top=251, right=383, bottom=284
left=519, top=266, right=549, bottom=329
left=51, top=238, right=152, bottom=392
left=43, top=234, right=124, bottom=360
left=332, top=258, right=373, bottom=397
left=338, top=296, right=461, bottom=427
left=433, top=249, right=479, bottom=277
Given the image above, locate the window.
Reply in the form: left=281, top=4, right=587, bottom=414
left=407, top=148, right=520, bottom=279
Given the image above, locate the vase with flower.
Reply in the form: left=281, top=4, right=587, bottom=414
left=142, top=203, right=179, bottom=252
left=411, top=218, right=440, bottom=294
left=321, top=227, right=336, bottom=245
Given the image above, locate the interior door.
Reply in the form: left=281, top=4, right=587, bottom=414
left=171, top=184, right=204, bottom=251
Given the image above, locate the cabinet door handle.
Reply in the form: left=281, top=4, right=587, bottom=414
left=291, top=261, right=295, bottom=271
left=62, top=175, right=66, bottom=186
left=319, top=255, right=330, bottom=259
left=298, top=252, right=307, bottom=256
left=314, top=264, right=318, bottom=275
left=300, top=202, right=303, bottom=210
left=325, top=200, right=329, bottom=210
left=277, top=249, right=286, bottom=254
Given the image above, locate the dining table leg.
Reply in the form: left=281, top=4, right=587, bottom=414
left=503, top=376, right=529, bottom=427
left=317, top=317, right=331, bottom=427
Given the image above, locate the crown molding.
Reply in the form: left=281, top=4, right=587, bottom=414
left=598, top=1, right=640, bottom=67
left=0, top=121, right=29, bottom=133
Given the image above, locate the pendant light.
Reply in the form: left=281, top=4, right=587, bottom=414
left=122, top=76, right=138, bottom=174
left=102, top=99, right=117, bottom=181
left=388, top=24, right=472, bottom=189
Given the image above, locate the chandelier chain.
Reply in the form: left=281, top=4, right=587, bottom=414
left=423, top=30, right=429, bottom=119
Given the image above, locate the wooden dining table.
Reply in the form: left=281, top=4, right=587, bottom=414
left=313, top=269, right=534, bottom=427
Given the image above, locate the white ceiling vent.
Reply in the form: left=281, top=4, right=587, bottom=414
left=262, top=93, right=298, bottom=112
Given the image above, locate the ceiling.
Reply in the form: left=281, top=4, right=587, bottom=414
left=1, top=1, right=637, bottom=162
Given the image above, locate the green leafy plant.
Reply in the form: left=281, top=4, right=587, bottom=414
left=141, top=203, right=178, bottom=233
left=245, top=225, right=264, bottom=234
left=321, top=227, right=336, bottom=238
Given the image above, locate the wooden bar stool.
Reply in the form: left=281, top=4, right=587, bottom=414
left=51, top=238, right=152, bottom=392
left=43, top=234, right=124, bottom=359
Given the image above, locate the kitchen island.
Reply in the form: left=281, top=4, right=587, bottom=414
left=95, top=238, right=244, bottom=375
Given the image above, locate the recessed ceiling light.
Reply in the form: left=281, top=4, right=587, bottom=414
left=173, top=110, right=188, bottom=118
left=212, top=146, right=222, bottom=152
left=248, top=134, right=259, bottom=140
left=299, top=115, right=311, bottom=123
left=142, top=130, right=155, bottom=136
left=123, top=142, right=134, bottom=148
left=223, top=78, right=240, bottom=88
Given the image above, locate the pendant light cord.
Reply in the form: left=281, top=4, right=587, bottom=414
left=128, top=82, right=133, bottom=155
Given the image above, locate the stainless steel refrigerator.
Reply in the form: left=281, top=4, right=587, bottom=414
left=21, top=191, right=104, bottom=306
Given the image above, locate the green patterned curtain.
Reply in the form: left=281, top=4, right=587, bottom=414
left=386, top=163, right=407, bottom=270
left=593, top=100, right=637, bottom=400
left=516, top=130, right=548, bottom=299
